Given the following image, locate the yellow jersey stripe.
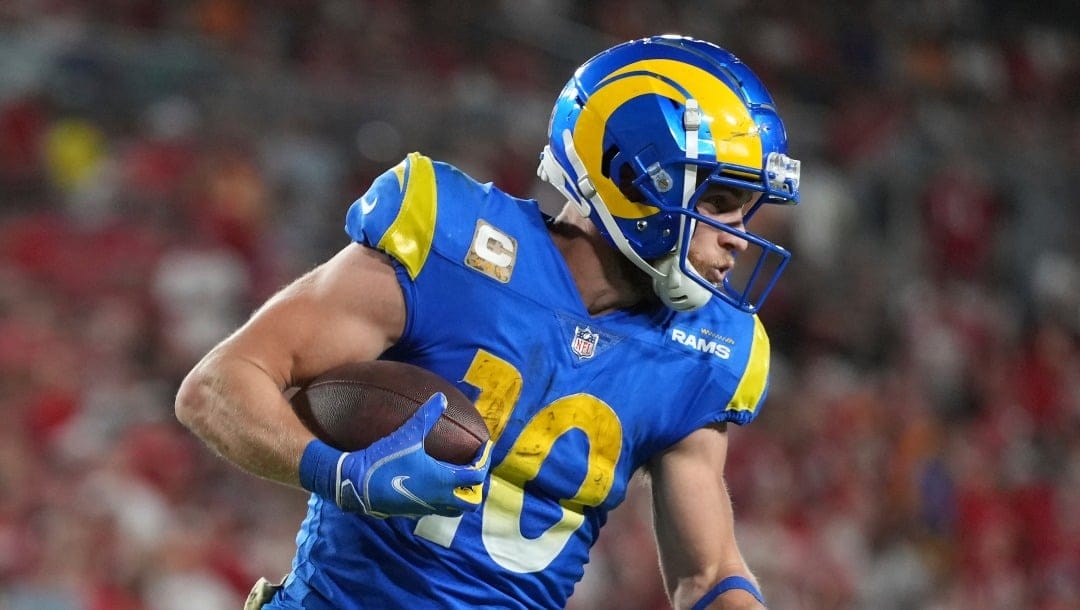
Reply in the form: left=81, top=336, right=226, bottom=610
left=378, top=152, right=437, bottom=279
left=726, top=315, right=770, bottom=412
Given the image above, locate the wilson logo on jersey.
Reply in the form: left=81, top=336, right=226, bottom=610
left=670, top=328, right=733, bottom=359
left=571, top=326, right=600, bottom=359
left=465, top=219, right=516, bottom=283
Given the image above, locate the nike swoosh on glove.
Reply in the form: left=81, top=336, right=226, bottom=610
left=310, top=392, right=491, bottom=518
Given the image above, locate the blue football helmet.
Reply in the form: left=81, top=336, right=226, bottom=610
left=537, top=35, right=800, bottom=313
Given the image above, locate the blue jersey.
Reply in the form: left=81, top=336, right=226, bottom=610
left=269, top=153, right=771, bottom=609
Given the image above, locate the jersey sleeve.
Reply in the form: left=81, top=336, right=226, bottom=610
left=345, top=152, right=440, bottom=280
left=718, top=314, right=771, bottom=425
left=344, top=152, right=494, bottom=355
left=686, top=313, right=771, bottom=430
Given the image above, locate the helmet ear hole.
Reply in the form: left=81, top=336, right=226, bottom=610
left=604, top=146, right=646, bottom=204
left=600, top=145, right=619, bottom=178
left=616, top=163, right=646, bottom=203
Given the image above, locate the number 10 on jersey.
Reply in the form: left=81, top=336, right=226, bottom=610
left=414, top=349, right=623, bottom=573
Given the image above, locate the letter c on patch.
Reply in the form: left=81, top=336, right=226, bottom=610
left=476, top=223, right=515, bottom=267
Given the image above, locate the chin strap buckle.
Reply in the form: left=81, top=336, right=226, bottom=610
left=683, top=98, right=701, bottom=132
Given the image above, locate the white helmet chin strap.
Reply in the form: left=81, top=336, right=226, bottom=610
left=654, top=99, right=711, bottom=311
left=537, top=99, right=713, bottom=312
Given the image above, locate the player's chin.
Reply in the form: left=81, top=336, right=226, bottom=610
left=703, top=266, right=729, bottom=288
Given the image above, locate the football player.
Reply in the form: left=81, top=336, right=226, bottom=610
left=177, top=35, right=800, bottom=610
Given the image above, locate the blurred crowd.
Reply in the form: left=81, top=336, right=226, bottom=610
left=1, top=1, right=1077, bottom=609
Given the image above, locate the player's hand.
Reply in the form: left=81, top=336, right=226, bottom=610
left=334, top=393, right=492, bottom=518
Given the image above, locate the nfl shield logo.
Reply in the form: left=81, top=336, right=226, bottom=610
left=571, top=326, right=600, bottom=359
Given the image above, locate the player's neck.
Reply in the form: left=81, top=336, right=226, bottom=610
left=549, top=207, right=652, bottom=316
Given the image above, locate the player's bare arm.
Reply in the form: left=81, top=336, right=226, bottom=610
left=175, top=242, right=406, bottom=488
left=649, top=424, right=765, bottom=610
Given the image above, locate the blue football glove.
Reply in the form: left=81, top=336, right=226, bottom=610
left=299, top=392, right=491, bottom=518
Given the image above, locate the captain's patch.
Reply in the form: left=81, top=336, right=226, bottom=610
left=465, top=219, right=517, bottom=283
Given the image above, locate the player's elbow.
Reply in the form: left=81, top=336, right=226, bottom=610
left=174, top=363, right=219, bottom=437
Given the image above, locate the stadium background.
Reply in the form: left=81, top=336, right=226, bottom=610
left=0, top=1, right=1076, bottom=609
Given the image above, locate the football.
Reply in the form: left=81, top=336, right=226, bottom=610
left=289, top=361, right=489, bottom=465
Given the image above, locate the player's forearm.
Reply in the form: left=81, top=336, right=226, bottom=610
left=175, top=352, right=313, bottom=488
